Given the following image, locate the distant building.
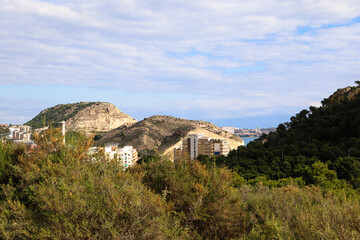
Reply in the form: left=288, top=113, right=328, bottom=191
left=105, top=143, right=119, bottom=159
left=178, top=134, right=229, bottom=160
left=9, top=125, right=33, bottom=142
left=22, top=133, right=32, bottom=142
left=118, top=146, right=138, bottom=168
left=20, top=125, right=32, bottom=133
left=34, top=126, right=49, bottom=133
left=105, top=144, right=138, bottom=168
left=9, top=127, right=20, bottom=139
left=234, top=126, right=276, bottom=138
left=221, top=126, right=236, bottom=135
left=14, top=130, right=20, bottom=140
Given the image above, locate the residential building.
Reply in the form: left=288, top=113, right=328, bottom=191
left=105, top=143, right=119, bottom=160
left=221, top=126, right=237, bottom=135
left=20, top=125, right=32, bottom=133
left=22, top=133, right=32, bottom=142
left=179, top=134, right=229, bottom=160
left=118, top=146, right=138, bottom=168
left=105, top=144, right=138, bottom=168
left=9, top=125, right=33, bottom=142
left=9, top=127, right=20, bottom=139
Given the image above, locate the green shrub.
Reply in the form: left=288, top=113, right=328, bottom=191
left=0, top=129, right=188, bottom=239
left=132, top=158, right=248, bottom=239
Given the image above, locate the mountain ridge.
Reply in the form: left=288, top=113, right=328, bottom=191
left=97, top=115, right=244, bottom=157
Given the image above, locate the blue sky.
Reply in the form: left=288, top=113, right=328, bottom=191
left=0, top=0, right=360, bottom=128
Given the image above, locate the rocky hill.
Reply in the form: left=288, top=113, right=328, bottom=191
left=26, top=102, right=136, bottom=132
left=322, top=85, right=360, bottom=106
left=97, top=115, right=244, bottom=157
left=227, top=83, right=360, bottom=186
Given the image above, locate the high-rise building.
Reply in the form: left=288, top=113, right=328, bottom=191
left=182, top=134, right=201, bottom=159
left=179, top=134, right=229, bottom=160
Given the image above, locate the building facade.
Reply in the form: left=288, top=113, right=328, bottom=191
left=105, top=144, right=139, bottom=168
left=9, top=125, right=32, bottom=142
left=179, top=134, right=229, bottom=160
left=221, top=126, right=237, bottom=135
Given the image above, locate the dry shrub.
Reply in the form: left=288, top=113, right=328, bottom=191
left=241, top=184, right=360, bottom=239
left=0, top=128, right=189, bottom=239
left=134, top=158, right=247, bottom=239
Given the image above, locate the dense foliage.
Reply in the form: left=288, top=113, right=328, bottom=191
left=0, top=129, right=186, bottom=239
left=0, top=126, right=9, bottom=136
left=1, top=128, right=360, bottom=239
left=209, top=86, right=360, bottom=189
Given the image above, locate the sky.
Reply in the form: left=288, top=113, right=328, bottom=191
left=0, top=0, right=360, bottom=128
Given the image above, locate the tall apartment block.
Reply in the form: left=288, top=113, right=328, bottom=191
left=180, top=134, right=229, bottom=160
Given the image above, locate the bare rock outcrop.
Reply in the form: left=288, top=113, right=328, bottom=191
left=66, top=102, right=136, bottom=132
left=324, top=86, right=360, bottom=106
left=26, top=102, right=136, bottom=133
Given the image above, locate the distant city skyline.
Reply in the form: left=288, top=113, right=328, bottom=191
left=1, top=1, right=359, bottom=128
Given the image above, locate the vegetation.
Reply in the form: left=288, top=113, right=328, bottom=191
left=0, top=129, right=186, bottom=239
left=1, top=127, right=360, bottom=239
left=204, top=85, right=360, bottom=190
left=0, top=126, right=9, bottom=135
left=2, top=85, right=360, bottom=238
left=25, top=102, right=97, bottom=129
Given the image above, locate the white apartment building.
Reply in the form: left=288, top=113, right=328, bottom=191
left=9, top=127, right=20, bottom=139
left=118, top=146, right=138, bottom=168
left=105, top=144, right=138, bottom=168
left=9, top=125, right=33, bottom=142
left=221, top=126, right=236, bottom=135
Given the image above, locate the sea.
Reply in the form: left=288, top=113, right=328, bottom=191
left=242, top=137, right=257, bottom=146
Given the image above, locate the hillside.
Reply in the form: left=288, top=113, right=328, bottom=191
left=218, top=84, right=360, bottom=188
left=97, top=115, right=244, bottom=156
left=323, top=85, right=360, bottom=105
left=2, top=131, right=359, bottom=239
left=26, top=102, right=136, bottom=132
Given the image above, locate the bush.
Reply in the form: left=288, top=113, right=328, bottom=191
left=0, top=129, right=188, bottom=239
left=132, top=158, right=248, bottom=239
left=1, top=128, right=360, bottom=239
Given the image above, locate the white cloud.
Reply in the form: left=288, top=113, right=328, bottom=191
left=0, top=0, right=360, bottom=124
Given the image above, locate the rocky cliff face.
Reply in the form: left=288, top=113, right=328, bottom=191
left=97, top=115, right=244, bottom=156
left=65, top=102, right=136, bottom=132
left=325, top=86, right=360, bottom=105
left=26, top=102, right=136, bottom=132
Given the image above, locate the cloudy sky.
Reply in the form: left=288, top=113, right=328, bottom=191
left=1, top=0, right=359, bottom=128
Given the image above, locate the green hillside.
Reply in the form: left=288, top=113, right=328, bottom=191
left=25, top=102, right=97, bottom=129
left=211, top=84, right=360, bottom=189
